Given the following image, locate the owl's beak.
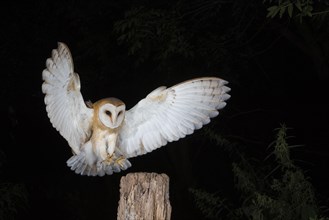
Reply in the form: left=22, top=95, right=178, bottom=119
left=111, top=114, right=117, bottom=126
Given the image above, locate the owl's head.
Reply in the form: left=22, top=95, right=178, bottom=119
left=93, top=98, right=126, bottom=129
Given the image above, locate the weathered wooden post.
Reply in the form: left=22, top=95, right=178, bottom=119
left=117, top=172, right=171, bottom=220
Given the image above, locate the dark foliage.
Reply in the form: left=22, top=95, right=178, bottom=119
left=191, top=125, right=329, bottom=219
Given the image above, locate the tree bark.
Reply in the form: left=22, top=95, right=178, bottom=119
left=117, top=172, right=171, bottom=220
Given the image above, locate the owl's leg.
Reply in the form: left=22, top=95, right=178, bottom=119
left=114, top=148, right=131, bottom=169
left=106, top=147, right=123, bottom=167
left=114, top=156, right=131, bottom=170
left=103, top=149, right=131, bottom=171
left=114, top=156, right=125, bottom=167
left=106, top=154, right=131, bottom=170
left=103, top=153, right=122, bottom=166
left=104, top=154, right=114, bottom=164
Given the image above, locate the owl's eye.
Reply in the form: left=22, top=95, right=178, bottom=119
left=105, top=110, right=112, bottom=117
left=118, top=111, right=123, bottom=116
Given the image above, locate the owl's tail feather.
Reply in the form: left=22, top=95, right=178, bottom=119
left=67, top=153, right=97, bottom=176
left=66, top=153, right=132, bottom=177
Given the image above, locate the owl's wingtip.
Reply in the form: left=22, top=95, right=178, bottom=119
left=57, top=42, right=69, bottom=49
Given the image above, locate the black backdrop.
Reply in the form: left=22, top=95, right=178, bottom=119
left=1, top=1, right=329, bottom=219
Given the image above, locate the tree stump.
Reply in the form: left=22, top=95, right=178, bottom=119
left=117, top=172, right=171, bottom=220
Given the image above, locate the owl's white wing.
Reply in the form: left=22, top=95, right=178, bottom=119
left=118, top=77, right=230, bottom=158
left=42, top=42, right=93, bottom=154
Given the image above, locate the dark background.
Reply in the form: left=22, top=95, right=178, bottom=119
left=1, top=1, right=329, bottom=219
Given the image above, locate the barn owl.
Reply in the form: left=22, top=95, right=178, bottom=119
left=42, top=42, right=231, bottom=176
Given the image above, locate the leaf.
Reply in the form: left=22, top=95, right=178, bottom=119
left=279, top=6, right=286, bottom=18
left=295, top=0, right=302, bottom=11
left=117, top=34, right=127, bottom=43
left=267, top=6, right=280, bottom=18
left=287, top=3, right=293, bottom=17
left=307, top=11, right=313, bottom=17
left=305, top=5, right=313, bottom=17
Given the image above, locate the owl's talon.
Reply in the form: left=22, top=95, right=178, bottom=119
left=104, top=154, right=114, bottom=164
left=103, top=154, right=125, bottom=166
left=115, top=156, right=126, bottom=168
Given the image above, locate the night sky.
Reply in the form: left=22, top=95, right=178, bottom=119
left=1, top=1, right=329, bottom=220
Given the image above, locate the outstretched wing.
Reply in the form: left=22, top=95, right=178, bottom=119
left=42, top=42, right=93, bottom=154
left=118, top=77, right=230, bottom=158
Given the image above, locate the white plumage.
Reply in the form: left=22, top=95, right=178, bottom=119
left=42, top=42, right=231, bottom=176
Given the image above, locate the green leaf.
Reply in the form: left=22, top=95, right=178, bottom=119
left=295, top=0, right=302, bottom=11
left=287, top=3, right=293, bottom=17
left=267, top=6, right=280, bottom=18
left=267, top=5, right=278, bottom=12
left=307, top=11, right=313, bottom=17
left=279, top=6, right=286, bottom=18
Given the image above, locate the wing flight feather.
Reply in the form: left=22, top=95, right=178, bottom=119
left=118, top=77, right=230, bottom=158
left=42, top=42, right=93, bottom=154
